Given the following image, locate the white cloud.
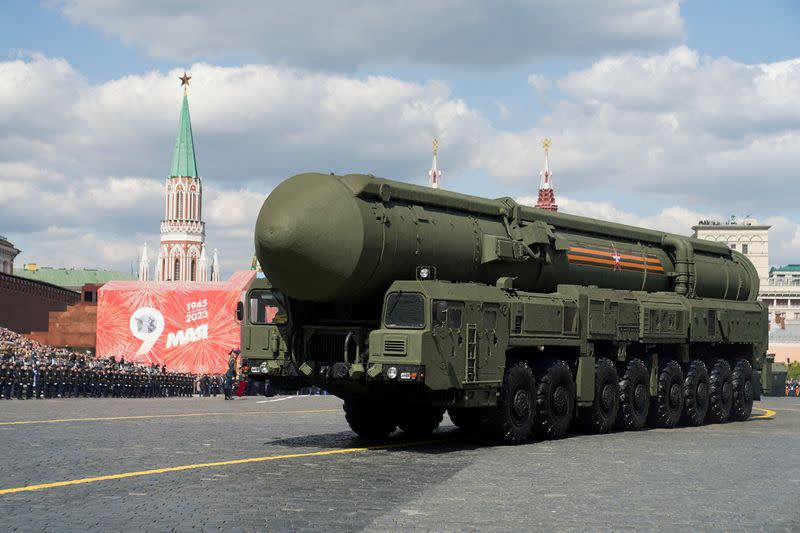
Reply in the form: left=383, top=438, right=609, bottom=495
left=58, top=0, right=683, bottom=70
left=3, top=45, right=800, bottom=274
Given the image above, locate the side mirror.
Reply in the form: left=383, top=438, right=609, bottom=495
left=236, top=301, right=244, bottom=322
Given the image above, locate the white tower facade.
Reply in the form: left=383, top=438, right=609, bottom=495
left=154, top=73, right=220, bottom=282
left=138, top=242, right=150, bottom=281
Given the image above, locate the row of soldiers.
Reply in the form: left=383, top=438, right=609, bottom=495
left=1, top=361, right=195, bottom=400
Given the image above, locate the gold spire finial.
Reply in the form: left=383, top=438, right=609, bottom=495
left=542, top=137, right=551, bottom=155
left=432, top=138, right=439, bottom=156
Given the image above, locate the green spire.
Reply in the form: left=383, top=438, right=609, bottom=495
left=170, top=93, right=198, bottom=178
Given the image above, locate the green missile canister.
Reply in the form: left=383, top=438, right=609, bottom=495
left=255, top=173, right=759, bottom=303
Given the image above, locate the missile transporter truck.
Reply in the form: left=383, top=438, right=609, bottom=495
left=242, top=173, right=768, bottom=444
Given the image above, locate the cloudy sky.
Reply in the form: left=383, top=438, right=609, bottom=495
left=1, top=0, right=799, bottom=276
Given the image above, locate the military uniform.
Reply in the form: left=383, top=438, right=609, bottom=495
left=1, top=363, right=12, bottom=399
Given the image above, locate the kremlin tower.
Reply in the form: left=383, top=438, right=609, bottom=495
left=535, top=138, right=558, bottom=212
left=139, top=72, right=221, bottom=282
left=428, top=138, right=442, bottom=189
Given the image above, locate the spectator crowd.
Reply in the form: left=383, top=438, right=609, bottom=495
left=0, top=327, right=328, bottom=401
left=1, top=326, right=210, bottom=400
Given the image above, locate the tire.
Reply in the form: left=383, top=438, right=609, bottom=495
left=680, top=359, right=709, bottom=426
left=398, top=406, right=445, bottom=437
left=343, top=399, right=397, bottom=439
left=577, top=357, right=619, bottom=434
left=731, top=359, right=754, bottom=422
left=617, top=358, right=650, bottom=431
left=487, top=358, right=537, bottom=444
left=707, top=359, right=733, bottom=424
left=534, top=359, right=574, bottom=440
left=647, top=359, right=684, bottom=428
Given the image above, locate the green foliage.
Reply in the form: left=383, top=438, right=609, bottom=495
left=788, top=362, right=800, bottom=381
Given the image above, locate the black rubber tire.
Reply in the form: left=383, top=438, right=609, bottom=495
left=707, top=359, right=733, bottom=424
left=731, top=359, right=754, bottom=422
left=617, top=358, right=650, bottom=431
left=534, top=359, right=575, bottom=440
left=447, top=407, right=495, bottom=434
left=680, top=359, right=709, bottom=426
left=577, top=357, right=619, bottom=434
left=647, top=359, right=684, bottom=428
left=398, top=406, right=445, bottom=437
left=343, top=399, right=397, bottom=439
left=487, top=358, right=537, bottom=444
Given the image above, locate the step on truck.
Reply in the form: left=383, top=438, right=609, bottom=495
left=241, top=173, right=769, bottom=444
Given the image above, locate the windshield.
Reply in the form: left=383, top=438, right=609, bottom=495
left=384, top=292, right=425, bottom=328
left=249, top=290, right=287, bottom=325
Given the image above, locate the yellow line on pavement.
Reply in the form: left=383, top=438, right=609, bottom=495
left=751, top=407, right=776, bottom=419
left=0, top=408, right=338, bottom=426
left=0, top=440, right=429, bottom=496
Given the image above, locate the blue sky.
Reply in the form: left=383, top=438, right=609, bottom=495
left=1, top=1, right=799, bottom=272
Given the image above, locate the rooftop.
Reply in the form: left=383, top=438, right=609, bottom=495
left=13, top=266, right=135, bottom=289
left=771, top=265, right=800, bottom=273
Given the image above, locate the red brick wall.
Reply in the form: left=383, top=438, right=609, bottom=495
left=0, top=273, right=79, bottom=333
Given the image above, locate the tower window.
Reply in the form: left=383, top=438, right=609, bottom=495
left=742, top=243, right=748, bottom=254
left=176, top=190, right=184, bottom=219
left=191, top=258, right=196, bottom=281
left=173, top=258, right=180, bottom=281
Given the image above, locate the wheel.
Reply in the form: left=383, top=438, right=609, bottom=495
left=731, top=359, right=754, bottom=421
left=577, top=357, right=619, bottom=434
left=486, top=358, right=536, bottom=444
left=343, top=399, right=397, bottom=439
left=534, top=359, right=574, bottom=440
left=680, top=359, right=709, bottom=426
left=398, top=406, right=445, bottom=437
left=617, top=358, right=650, bottom=430
left=707, top=359, right=733, bottom=424
left=648, top=359, right=684, bottom=428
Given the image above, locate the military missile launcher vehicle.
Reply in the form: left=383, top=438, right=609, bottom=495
left=242, top=172, right=768, bottom=443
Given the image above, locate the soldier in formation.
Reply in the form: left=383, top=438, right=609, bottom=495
left=0, top=360, right=197, bottom=400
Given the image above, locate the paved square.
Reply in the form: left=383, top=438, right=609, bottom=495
left=0, top=396, right=797, bottom=531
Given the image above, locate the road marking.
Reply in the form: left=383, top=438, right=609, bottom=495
left=0, top=440, right=432, bottom=496
left=0, top=408, right=339, bottom=426
left=751, top=407, right=776, bottom=419
left=256, top=396, right=296, bottom=404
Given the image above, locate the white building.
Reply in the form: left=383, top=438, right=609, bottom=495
left=691, top=218, right=770, bottom=284
left=761, top=265, right=800, bottom=322
left=0, top=235, right=20, bottom=275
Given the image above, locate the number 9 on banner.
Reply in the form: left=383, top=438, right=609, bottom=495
left=130, top=307, right=165, bottom=356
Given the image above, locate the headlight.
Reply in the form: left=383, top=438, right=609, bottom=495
left=386, top=366, right=398, bottom=379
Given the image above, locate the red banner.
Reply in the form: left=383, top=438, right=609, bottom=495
left=96, top=271, right=255, bottom=374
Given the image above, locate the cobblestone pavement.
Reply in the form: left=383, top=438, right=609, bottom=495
left=1, top=396, right=798, bottom=532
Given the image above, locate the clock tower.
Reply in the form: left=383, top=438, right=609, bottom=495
left=153, top=73, right=214, bottom=282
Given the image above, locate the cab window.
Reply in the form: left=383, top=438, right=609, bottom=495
left=249, top=290, right=287, bottom=325
left=433, top=300, right=464, bottom=329
left=384, top=292, right=425, bottom=328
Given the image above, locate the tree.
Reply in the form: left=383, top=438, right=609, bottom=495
left=788, top=361, right=800, bottom=381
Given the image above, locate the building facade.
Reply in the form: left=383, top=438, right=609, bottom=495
left=691, top=219, right=770, bottom=284
left=760, top=265, right=800, bottom=322
left=0, top=235, right=20, bottom=275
